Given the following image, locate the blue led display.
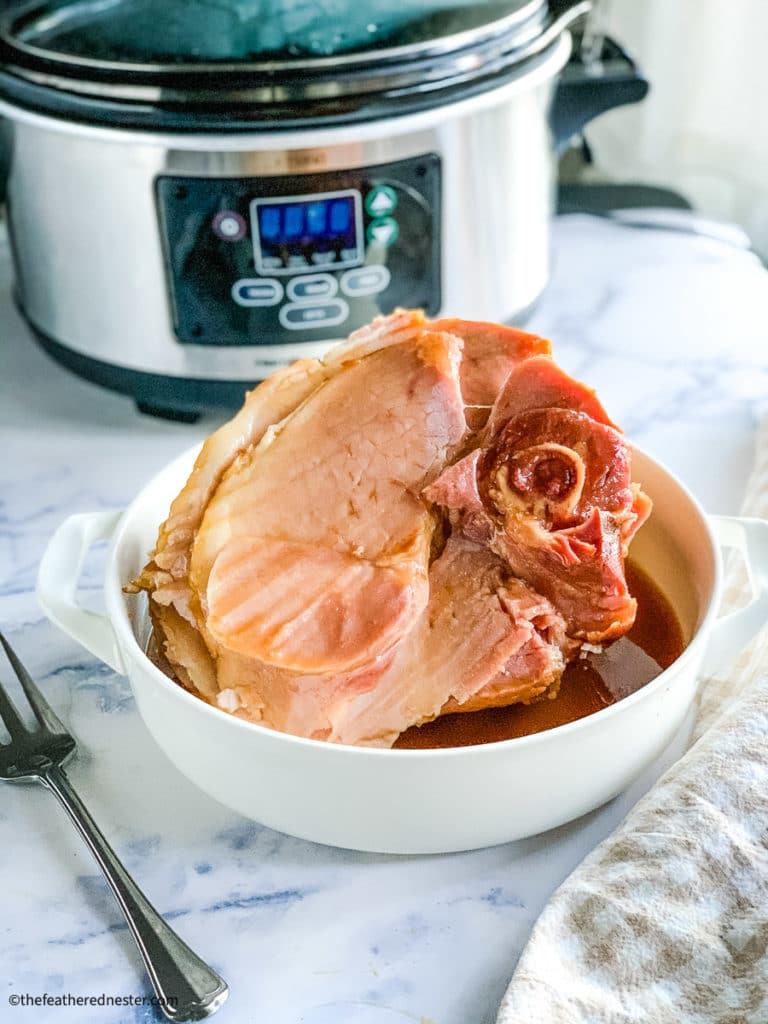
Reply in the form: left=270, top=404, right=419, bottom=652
left=329, top=199, right=352, bottom=234
left=283, top=204, right=304, bottom=239
left=255, top=194, right=357, bottom=254
left=305, top=201, right=327, bottom=235
left=259, top=206, right=281, bottom=242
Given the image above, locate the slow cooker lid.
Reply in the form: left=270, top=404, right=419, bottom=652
left=3, top=0, right=548, bottom=68
left=0, top=0, right=589, bottom=130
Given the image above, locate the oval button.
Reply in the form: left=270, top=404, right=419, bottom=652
left=287, top=273, right=339, bottom=301
left=279, top=300, right=349, bottom=331
left=340, top=265, right=391, bottom=298
left=232, top=278, right=284, bottom=307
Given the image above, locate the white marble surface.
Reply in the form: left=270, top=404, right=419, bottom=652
left=1, top=213, right=767, bottom=1024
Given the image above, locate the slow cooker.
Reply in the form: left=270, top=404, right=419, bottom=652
left=0, top=0, right=647, bottom=418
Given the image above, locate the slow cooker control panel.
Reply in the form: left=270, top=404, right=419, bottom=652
left=156, top=155, right=441, bottom=348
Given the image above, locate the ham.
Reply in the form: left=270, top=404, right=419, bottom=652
left=425, top=359, right=651, bottom=643
left=204, top=537, right=570, bottom=747
left=429, top=318, right=551, bottom=428
left=132, top=309, right=430, bottom=694
left=134, top=309, right=427, bottom=609
left=326, top=536, right=572, bottom=747
left=486, top=354, right=618, bottom=435
left=132, top=311, right=650, bottom=747
left=192, top=332, right=466, bottom=674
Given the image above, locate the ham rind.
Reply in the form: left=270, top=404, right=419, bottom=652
left=326, top=536, right=571, bottom=748
left=486, top=355, right=618, bottom=436
left=190, top=332, right=466, bottom=675
left=429, top=318, right=551, bottom=410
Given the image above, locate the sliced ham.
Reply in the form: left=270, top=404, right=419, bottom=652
left=132, top=309, right=431, bottom=693
left=133, top=308, right=428, bottom=619
left=213, top=650, right=392, bottom=743
left=205, top=537, right=569, bottom=747
left=190, top=331, right=466, bottom=675
left=134, top=312, right=545, bottom=652
left=326, top=536, right=571, bottom=747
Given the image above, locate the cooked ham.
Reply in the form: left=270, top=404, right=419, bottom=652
left=424, top=359, right=651, bottom=643
left=214, top=650, right=393, bottom=742
left=429, top=318, right=551, bottom=428
left=206, top=537, right=570, bottom=747
left=134, top=312, right=547, bottom=651
left=486, top=354, right=618, bottom=435
left=190, top=331, right=466, bottom=674
left=325, top=536, right=572, bottom=747
left=132, top=310, right=650, bottom=747
left=133, top=309, right=431, bottom=693
left=134, top=308, right=428, bottom=622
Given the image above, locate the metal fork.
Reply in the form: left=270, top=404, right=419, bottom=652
left=0, top=630, right=228, bottom=1022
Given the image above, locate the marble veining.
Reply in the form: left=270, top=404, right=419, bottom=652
left=1, top=214, right=767, bottom=1024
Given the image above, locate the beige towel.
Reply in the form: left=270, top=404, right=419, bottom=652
left=498, top=419, right=768, bottom=1024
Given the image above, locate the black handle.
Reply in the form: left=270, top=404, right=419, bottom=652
left=551, top=35, right=649, bottom=154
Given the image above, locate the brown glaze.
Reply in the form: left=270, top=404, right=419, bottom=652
left=394, top=561, right=685, bottom=749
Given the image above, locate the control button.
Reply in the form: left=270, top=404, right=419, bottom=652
left=339, top=247, right=360, bottom=264
left=341, top=265, right=391, bottom=297
left=287, top=254, right=308, bottom=269
left=231, top=278, right=284, bottom=307
left=311, top=251, right=337, bottom=266
left=287, top=273, right=338, bottom=302
left=366, top=217, right=399, bottom=247
left=212, top=210, right=247, bottom=241
left=365, top=185, right=398, bottom=218
left=279, top=300, right=350, bottom=331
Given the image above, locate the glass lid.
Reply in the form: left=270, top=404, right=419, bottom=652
left=2, top=0, right=547, bottom=68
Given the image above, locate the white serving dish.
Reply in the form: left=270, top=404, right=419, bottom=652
left=36, top=445, right=768, bottom=854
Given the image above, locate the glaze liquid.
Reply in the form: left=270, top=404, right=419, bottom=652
left=394, top=561, right=685, bottom=749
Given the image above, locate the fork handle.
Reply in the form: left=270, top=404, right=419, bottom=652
left=41, top=765, right=228, bottom=1022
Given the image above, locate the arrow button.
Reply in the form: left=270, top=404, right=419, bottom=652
left=365, top=185, right=398, bottom=217
left=366, top=217, right=400, bottom=248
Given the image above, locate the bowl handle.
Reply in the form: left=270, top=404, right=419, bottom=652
left=704, top=515, right=768, bottom=675
left=36, top=510, right=126, bottom=675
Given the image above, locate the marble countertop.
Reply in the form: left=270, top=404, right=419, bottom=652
left=1, top=213, right=767, bottom=1024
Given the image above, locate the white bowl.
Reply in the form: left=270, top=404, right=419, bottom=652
left=37, top=445, right=768, bottom=854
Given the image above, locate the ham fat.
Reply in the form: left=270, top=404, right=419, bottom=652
left=131, top=310, right=650, bottom=747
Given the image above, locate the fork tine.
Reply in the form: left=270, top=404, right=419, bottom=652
left=0, top=673, right=28, bottom=740
left=0, top=630, right=67, bottom=735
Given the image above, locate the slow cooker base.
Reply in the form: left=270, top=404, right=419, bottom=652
left=23, top=311, right=255, bottom=422
left=23, top=299, right=548, bottom=421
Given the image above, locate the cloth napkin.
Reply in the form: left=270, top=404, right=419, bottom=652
left=498, top=419, right=768, bottom=1024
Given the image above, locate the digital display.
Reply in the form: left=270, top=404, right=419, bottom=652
left=251, top=190, right=363, bottom=275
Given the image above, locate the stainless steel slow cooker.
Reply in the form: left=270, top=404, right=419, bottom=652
left=0, top=0, right=646, bottom=417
